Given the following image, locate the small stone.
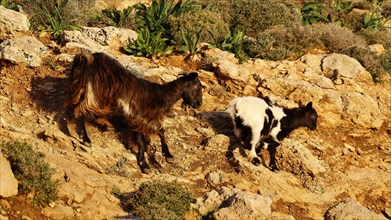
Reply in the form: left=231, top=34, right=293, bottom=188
left=206, top=170, right=223, bottom=186
left=0, top=155, right=18, bottom=197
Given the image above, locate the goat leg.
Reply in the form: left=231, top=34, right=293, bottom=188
left=76, top=114, right=92, bottom=147
left=135, top=132, right=151, bottom=174
left=267, top=143, right=280, bottom=172
left=158, top=128, right=174, bottom=163
left=244, top=135, right=261, bottom=166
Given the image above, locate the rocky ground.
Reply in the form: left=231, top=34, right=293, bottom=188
left=1, top=3, right=391, bottom=220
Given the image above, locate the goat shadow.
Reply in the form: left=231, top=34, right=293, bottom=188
left=30, top=76, right=71, bottom=135
left=198, top=111, right=243, bottom=172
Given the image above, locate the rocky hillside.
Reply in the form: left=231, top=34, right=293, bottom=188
left=1, top=5, right=391, bottom=220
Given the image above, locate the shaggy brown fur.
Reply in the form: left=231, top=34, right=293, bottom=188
left=67, top=52, right=203, bottom=173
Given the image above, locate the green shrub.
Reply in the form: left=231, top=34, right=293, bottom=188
left=1, top=141, right=58, bottom=206
left=349, top=46, right=391, bottom=82
left=249, top=23, right=366, bottom=60
left=1, top=0, right=19, bottom=11
left=230, top=0, right=301, bottom=37
left=359, top=29, right=391, bottom=49
left=168, top=9, right=230, bottom=45
left=195, top=0, right=231, bottom=24
left=124, top=27, right=173, bottom=59
left=311, top=23, right=366, bottom=53
left=127, top=181, right=193, bottom=220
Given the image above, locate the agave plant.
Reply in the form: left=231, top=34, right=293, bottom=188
left=124, top=28, right=173, bottom=60
left=210, top=29, right=250, bottom=63
left=179, top=30, right=201, bottom=55
left=362, top=2, right=390, bottom=31
left=102, top=6, right=134, bottom=28
left=1, top=0, right=19, bottom=11
left=301, top=2, right=330, bottom=25
left=134, top=0, right=201, bottom=34
left=134, top=0, right=176, bottom=34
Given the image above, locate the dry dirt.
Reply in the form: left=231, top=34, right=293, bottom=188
left=1, top=52, right=391, bottom=219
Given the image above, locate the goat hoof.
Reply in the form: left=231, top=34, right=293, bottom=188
left=141, top=167, right=152, bottom=174
left=141, top=165, right=152, bottom=174
left=251, top=157, right=261, bottom=166
left=139, top=162, right=151, bottom=174
left=165, top=156, right=174, bottom=163
left=270, top=165, right=279, bottom=173
left=83, top=141, right=92, bottom=148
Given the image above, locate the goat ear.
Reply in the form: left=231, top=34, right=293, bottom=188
left=187, top=72, right=198, bottom=79
left=305, top=102, right=313, bottom=110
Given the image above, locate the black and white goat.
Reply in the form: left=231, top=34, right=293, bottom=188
left=66, top=52, right=203, bottom=173
left=227, top=96, right=318, bottom=171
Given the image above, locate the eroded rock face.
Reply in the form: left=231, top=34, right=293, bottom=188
left=0, top=154, right=18, bottom=198
left=61, top=26, right=137, bottom=53
left=0, top=36, right=47, bottom=67
left=0, top=6, right=30, bottom=41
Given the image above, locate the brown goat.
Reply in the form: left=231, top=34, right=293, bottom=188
left=66, top=52, right=203, bottom=173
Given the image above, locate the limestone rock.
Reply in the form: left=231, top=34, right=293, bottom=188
left=81, top=26, right=137, bottom=48
left=61, top=26, right=137, bottom=53
left=325, top=199, right=386, bottom=220
left=42, top=204, right=75, bottom=219
left=194, top=187, right=272, bottom=219
left=0, top=154, right=18, bottom=198
left=0, top=36, right=47, bottom=67
left=61, top=30, right=107, bottom=53
left=321, top=53, right=371, bottom=83
left=280, top=138, right=326, bottom=176
left=0, top=6, right=30, bottom=41
left=213, top=189, right=272, bottom=220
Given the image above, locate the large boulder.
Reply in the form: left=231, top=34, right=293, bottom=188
left=0, top=154, right=18, bottom=198
left=0, top=36, right=47, bottom=67
left=325, top=199, right=387, bottom=220
left=0, top=6, right=30, bottom=41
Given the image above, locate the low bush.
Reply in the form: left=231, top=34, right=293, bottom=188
left=230, top=0, right=301, bottom=37
left=349, top=46, right=391, bottom=82
left=249, top=23, right=366, bottom=60
left=127, top=181, right=193, bottom=219
left=1, top=141, right=58, bottom=206
left=168, top=9, right=230, bottom=45
left=21, top=0, right=90, bottom=39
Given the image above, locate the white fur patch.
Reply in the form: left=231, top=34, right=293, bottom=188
left=118, top=98, right=131, bottom=116
left=86, top=82, right=97, bottom=107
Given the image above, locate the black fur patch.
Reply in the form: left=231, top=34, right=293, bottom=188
left=261, top=108, right=274, bottom=136
left=234, top=116, right=252, bottom=150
